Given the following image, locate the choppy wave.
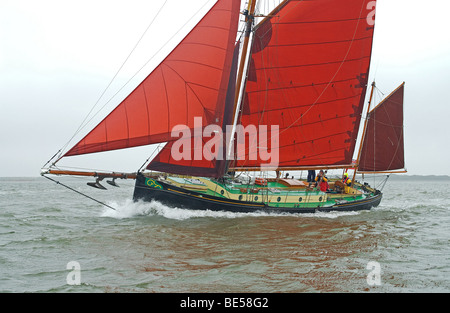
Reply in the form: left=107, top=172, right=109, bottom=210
left=2, top=177, right=450, bottom=292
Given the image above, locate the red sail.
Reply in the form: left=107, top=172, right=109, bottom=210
left=147, top=133, right=228, bottom=178
left=147, top=42, right=240, bottom=178
left=64, top=0, right=241, bottom=157
left=235, top=0, right=376, bottom=169
left=359, top=83, right=405, bottom=172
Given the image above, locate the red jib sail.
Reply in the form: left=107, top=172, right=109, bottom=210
left=235, top=0, right=376, bottom=170
left=358, top=83, right=405, bottom=173
left=64, top=0, right=241, bottom=157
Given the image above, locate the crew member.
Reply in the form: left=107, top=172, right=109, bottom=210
left=342, top=172, right=352, bottom=186
left=315, top=170, right=329, bottom=192
left=307, top=170, right=316, bottom=182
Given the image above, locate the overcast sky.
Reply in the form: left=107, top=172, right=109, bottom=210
left=1, top=0, right=450, bottom=177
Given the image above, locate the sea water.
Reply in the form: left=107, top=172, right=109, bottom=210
left=0, top=176, right=449, bottom=292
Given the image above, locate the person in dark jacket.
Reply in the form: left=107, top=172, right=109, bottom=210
left=307, top=170, right=316, bottom=182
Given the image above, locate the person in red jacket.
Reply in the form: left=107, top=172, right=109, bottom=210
left=315, top=170, right=329, bottom=192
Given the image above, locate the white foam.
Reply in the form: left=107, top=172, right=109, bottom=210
left=101, top=199, right=153, bottom=219
left=101, top=199, right=361, bottom=220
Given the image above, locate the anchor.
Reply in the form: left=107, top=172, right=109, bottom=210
left=106, top=177, right=120, bottom=187
left=87, top=177, right=107, bottom=190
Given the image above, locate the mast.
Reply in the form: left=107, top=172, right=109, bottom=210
left=227, top=0, right=257, bottom=162
left=351, top=81, right=376, bottom=187
left=233, top=0, right=257, bottom=113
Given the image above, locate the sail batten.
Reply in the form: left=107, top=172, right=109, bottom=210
left=248, top=56, right=372, bottom=71
left=245, top=79, right=369, bottom=96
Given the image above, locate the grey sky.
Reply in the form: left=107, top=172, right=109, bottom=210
left=1, top=0, right=450, bottom=177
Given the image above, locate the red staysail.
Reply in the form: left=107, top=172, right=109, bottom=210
left=147, top=133, right=228, bottom=178
left=358, top=83, right=405, bottom=172
left=64, top=0, right=241, bottom=157
left=236, top=0, right=376, bottom=169
left=147, top=42, right=241, bottom=178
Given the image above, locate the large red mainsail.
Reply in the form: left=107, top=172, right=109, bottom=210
left=235, top=0, right=377, bottom=170
left=64, top=0, right=241, bottom=157
left=358, top=83, right=405, bottom=173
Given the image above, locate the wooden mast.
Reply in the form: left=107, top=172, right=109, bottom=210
left=351, top=81, right=376, bottom=187
left=226, top=0, right=257, bottom=162
left=232, top=0, right=257, bottom=113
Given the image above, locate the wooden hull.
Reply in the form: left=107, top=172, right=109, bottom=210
left=133, top=174, right=382, bottom=214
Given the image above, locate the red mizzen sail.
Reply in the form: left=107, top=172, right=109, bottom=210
left=235, top=0, right=376, bottom=169
left=64, top=0, right=241, bottom=157
left=358, top=83, right=405, bottom=173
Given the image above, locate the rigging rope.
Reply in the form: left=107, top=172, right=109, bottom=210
left=42, top=175, right=117, bottom=211
left=376, top=174, right=390, bottom=191
left=46, top=0, right=215, bottom=170
left=58, top=0, right=170, bottom=158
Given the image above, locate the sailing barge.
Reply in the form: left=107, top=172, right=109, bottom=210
left=42, top=0, right=406, bottom=214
